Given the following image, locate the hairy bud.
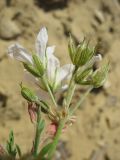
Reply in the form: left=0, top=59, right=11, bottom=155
left=20, top=84, right=38, bottom=102
left=91, top=62, right=110, bottom=88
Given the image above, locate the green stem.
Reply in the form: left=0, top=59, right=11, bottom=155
left=64, top=75, right=76, bottom=110
left=42, top=76, right=58, bottom=108
left=33, top=106, right=41, bottom=156
left=47, top=119, right=66, bottom=159
left=70, top=86, right=93, bottom=115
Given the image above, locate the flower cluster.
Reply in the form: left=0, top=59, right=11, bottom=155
left=3, top=27, right=110, bottom=159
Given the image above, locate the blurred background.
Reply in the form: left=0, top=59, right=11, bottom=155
left=0, top=0, right=120, bottom=159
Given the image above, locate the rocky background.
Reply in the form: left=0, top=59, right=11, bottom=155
left=0, top=0, right=120, bottom=160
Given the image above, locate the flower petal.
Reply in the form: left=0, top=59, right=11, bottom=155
left=35, top=27, right=48, bottom=60
left=46, top=46, right=55, bottom=57
left=8, top=43, right=33, bottom=64
left=56, top=64, right=74, bottom=83
left=46, top=54, right=60, bottom=84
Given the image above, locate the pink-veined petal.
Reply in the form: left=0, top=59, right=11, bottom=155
left=35, top=27, right=48, bottom=61
left=8, top=43, right=33, bottom=64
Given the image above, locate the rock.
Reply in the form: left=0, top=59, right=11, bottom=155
left=94, top=10, right=105, bottom=24
left=0, top=1, right=6, bottom=11
left=0, top=92, right=8, bottom=108
left=40, top=0, right=68, bottom=5
left=0, top=18, right=21, bottom=40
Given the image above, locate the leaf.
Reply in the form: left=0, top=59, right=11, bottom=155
left=6, top=130, right=21, bottom=158
left=9, top=130, right=14, bottom=148
left=16, top=144, right=22, bottom=158
left=38, top=143, right=52, bottom=159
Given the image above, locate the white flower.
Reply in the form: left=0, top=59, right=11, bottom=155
left=46, top=53, right=74, bottom=91
left=8, top=27, right=74, bottom=91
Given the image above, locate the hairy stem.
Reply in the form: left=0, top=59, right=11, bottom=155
left=47, top=119, right=66, bottom=159
left=64, top=75, right=76, bottom=110
left=70, top=86, right=93, bottom=115
left=33, top=106, right=41, bottom=156
left=42, top=76, right=58, bottom=108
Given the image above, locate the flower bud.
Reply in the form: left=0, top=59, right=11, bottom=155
left=75, top=68, right=93, bottom=84
left=32, top=54, right=44, bottom=76
left=74, top=40, right=95, bottom=67
left=20, top=84, right=38, bottom=102
left=91, top=62, right=110, bottom=88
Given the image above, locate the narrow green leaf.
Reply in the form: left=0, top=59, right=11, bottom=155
left=38, top=143, right=52, bottom=159
left=9, top=130, right=14, bottom=148
left=16, top=144, right=22, bottom=158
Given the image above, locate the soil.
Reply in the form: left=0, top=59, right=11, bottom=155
left=0, top=0, right=120, bottom=160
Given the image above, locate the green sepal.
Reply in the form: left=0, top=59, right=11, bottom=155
left=75, top=68, right=93, bottom=84
left=40, top=100, right=49, bottom=114
left=74, top=40, right=95, bottom=67
left=20, top=84, right=38, bottom=102
left=32, top=54, right=44, bottom=76
left=68, top=35, right=76, bottom=63
left=23, top=63, right=41, bottom=77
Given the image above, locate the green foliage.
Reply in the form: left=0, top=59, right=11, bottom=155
left=6, top=131, right=21, bottom=158
left=38, top=143, right=52, bottom=159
